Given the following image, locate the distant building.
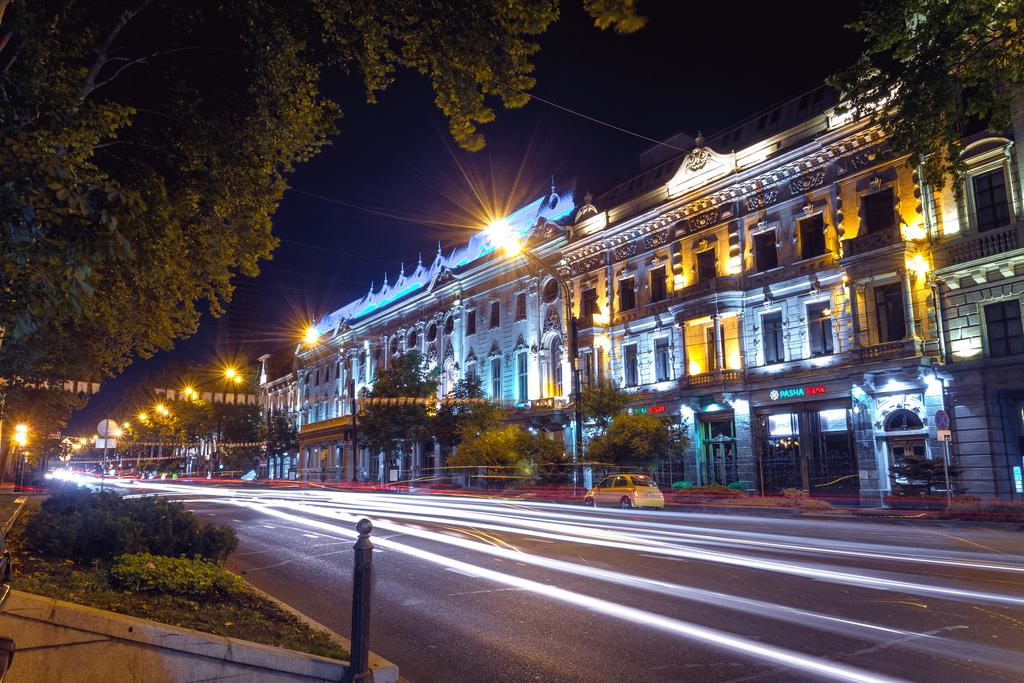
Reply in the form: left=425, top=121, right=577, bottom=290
left=262, top=85, right=1024, bottom=502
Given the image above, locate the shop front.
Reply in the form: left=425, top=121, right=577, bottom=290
left=752, top=382, right=858, bottom=499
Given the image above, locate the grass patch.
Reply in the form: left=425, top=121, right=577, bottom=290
left=8, top=512, right=347, bottom=661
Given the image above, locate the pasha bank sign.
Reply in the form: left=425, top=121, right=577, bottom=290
left=769, top=384, right=827, bottom=401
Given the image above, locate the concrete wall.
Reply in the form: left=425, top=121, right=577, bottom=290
left=0, top=591, right=399, bottom=683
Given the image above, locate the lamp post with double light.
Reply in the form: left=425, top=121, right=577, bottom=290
left=486, top=220, right=584, bottom=496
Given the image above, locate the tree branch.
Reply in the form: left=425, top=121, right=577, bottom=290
left=86, top=46, right=229, bottom=97
left=81, top=1, right=151, bottom=101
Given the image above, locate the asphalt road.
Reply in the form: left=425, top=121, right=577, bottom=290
left=134, top=484, right=1024, bottom=683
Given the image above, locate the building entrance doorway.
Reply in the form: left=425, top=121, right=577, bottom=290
left=698, top=416, right=736, bottom=485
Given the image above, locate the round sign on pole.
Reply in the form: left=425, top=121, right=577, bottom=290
left=97, top=419, right=119, bottom=438
left=934, top=409, right=951, bottom=431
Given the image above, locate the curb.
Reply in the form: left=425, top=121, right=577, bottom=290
left=237, top=575, right=400, bottom=683
left=1, top=497, right=27, bottom=536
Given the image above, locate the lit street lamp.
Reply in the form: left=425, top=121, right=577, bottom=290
left=13, top=424, right=29, bottom=490
left=487, top=219, right=584, bottom=495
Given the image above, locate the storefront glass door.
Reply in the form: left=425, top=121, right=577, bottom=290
left=699, top=417, right=736, bottom=485
left=807, top=408, right=858, bottom=496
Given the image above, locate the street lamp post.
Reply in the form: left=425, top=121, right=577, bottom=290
left=489, top=223, right=584, bottom=495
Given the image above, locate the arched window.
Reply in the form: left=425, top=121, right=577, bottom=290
left=407, top=329, right=418, bottom=349
left=884, top=408, right=923, bottom=431
left=444, top=315, right=455, bottom=336
left=542, top=278, right=559, bottom=303
left=427, top=322, right=438, bottom=342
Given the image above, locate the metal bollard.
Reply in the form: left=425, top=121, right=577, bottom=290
left=347, top=518, right=373, bottom=682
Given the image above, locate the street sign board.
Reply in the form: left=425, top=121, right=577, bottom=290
left=935, top=409, right=950, bottom=430
left=937, top=429, right=952, bottom=442
left=97, top=419, right=119, bottom=438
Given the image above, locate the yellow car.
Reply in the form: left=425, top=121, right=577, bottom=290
left=584, top=474, right=664, bottom=510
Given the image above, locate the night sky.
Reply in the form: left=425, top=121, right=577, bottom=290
left=71, top=1, right=864, bottom=431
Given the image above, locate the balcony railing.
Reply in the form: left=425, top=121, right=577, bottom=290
left=935, top=222, right=1024, bottom=269
left=859, top=338, right=922, bottom=363
left=841, top=226, right=903, bottom=258
left=685, top=368, right=744, bottom=387
left=674, top=275, right=742, bottom=300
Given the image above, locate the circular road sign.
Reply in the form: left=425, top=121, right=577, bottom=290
left=96, top=419, right=119, bottom=438
left=934, top=409, right=951, bottom=430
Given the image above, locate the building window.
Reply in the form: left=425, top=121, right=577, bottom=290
left=618, top=277, right=636, bottom=311
left=706, top=327, right=718, bottom=371
left=654, top=337, right=671, bottom=382
left=581, top=288, right=598, bottom=323
left=407, top=329, right=418, bottom=349
left=515, top=292, right=527, bottom=321
left=315, top=369, right=320, bottom=385
left=875, top=283, right=906, bottom=342
left=581, top=350, right=594, bottom=386
left=466, top=309, right=476, bottom=335
left=623, top=343, right=638, bottom=387
left=596, top=347, right=605, bottom=379
left=490, top=357, right=501, bottom=399
left=649, top=266, right=667, bottom=303
left=444, top=315, right=455, bottom=336
left=516, top=351, right=528, bottom=403
left=466, top=360, right=477, bottom=381
left=489, top=301, right=500, bottom=328
left=862, top=189, right=896, bottom=234
left=696, top=249, right=716, bottom=281
left=427, top=322, right=437, bottom=342
left=542, top=279, right=559, bottom=303
left=753, top=231, right=778, bottom=272
left=763, top=311, right=784, bottom=364
left=550, top=340, right=562, bottom=396
left=984, top=299, right=1024, bottom=357
left=807, top=302, right=834, bottom=357
left=798, top=214, right=826, bottom=259
left=972, top=169, right=1011, bottom=232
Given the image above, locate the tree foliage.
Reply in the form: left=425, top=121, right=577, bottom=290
left=581, top=377, right=630, bottom=431
left=432, top=374, right=504, bottom=457
left=0, top=0, right=645, bottom=386
left=890, top=451, right=960, bottom=495
left=586, top=412, right=684, bottom=468
left=447, top=424, right=564, bottom=485
left=831, top=0, right=1024, bottom=189
left=359, top=351, right=437, bottom=467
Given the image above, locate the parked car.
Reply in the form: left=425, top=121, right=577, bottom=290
left=584, top=474, right=664, bottom=510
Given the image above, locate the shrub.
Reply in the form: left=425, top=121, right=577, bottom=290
left=671, top=484, right=744, bottom=498
left=726, top=481, right=747, bottom=491
left=671, top=481, right=692, bottom=489
left=110, top=553, right=246, bottom=597
left=23, top=488, right=238, bottom=564
left=945, top=499, right=1024, bottom=521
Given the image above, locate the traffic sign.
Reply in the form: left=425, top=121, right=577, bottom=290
left=937, top=429, right=952, bottom=442
left=934, top=409, right=950, bottom=430
left=97, top=419, right=119, bottom=438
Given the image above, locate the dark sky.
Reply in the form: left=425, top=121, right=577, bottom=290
left=70, top=1, right=864, bottom=431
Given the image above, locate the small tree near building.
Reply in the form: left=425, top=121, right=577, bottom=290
left=587, top=412, right=686, bottom=474
left=448, top=426, right=565, bottom=488
left=432, top=375, right=504, bottom=473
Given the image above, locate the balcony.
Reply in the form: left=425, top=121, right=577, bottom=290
left=841, top=226, right=903, bottom=258
left=674, top=275, right=742, bottom=301
left=859, top=338, right=922, bottom=363
left=935, top=222, right=1024, bottom=269
left=685, top=368, right=744, bottom=387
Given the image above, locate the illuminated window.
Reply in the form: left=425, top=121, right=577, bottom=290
left=581, top=288, right=598, bottom=322
left=862, top=190, right=896, bottom=234
left=696, top=249, right=716, bottom=281
left=490, top=357, right=501, bottom=399
left=763, top=312, right=784, bottom=364
left=807, top=302, right=834, bottom=356
left=623, top=343, right=638, bottom=387
left=874, top=283, right=906, bottom=342
left=654, top=337, right=671, bottom=382
left=649, top=266, right=667, bottom=303
left=516, top=351, right=529, bottom=403
left=580, top=350, right=594, bottom=386
left=618, top=277, right=636, bottom=311
left=753, top=231, right=778, bottom=272
left=984, top=299, right=1024, bottom=357
left=466, top=360, right=477, bottom=381
left=972, top=169, right=1011, bottom=232
left=515, top=292, right=527, bottom=321
left=798, top=214, right=826, bottom=259
left=466, top=309, right=476, bottom=335
left=685, top=318, right=714, bottom=375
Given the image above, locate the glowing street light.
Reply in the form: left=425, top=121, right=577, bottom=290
left=138, top=411, right=148, bottom=422
left=304, top=325, right=320, bottom=345
left=224, top=367, right=243, bottom=385
left=154, top=403, right=169, bottom=416
left=485, top=218, right=522, bottom=255
left=183, top=385, right=197, bottom=400
left=13, top=424, right=28, bottom=447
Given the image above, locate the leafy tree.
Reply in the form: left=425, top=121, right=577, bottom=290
left=0, top=0, right=645, bottom=386
left=266, top=411, right=298, bottom=469
left=0, top=384, right=84, bottom=476
left=831, top=0, right=1024, bottom=189
left=432, top=374, right=504, bottom=468
left=586, top=412, right=682, bottom=469
left=448, top=425, right=564, bottom=487
left=359, top=351, right=437, bottom=480
left=581, top=377, right=630, bottom=432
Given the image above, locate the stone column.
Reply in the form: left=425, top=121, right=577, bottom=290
left=901, top=267, right=918, bottom=339
left=713, top=315, right=724, bottom=371
left=848, top=282, right=863, bottom=349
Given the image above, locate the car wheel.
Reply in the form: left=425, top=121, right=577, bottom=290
left=620, top=496, right=632, bottom=509
left=584, top=497, right=595, bottom=507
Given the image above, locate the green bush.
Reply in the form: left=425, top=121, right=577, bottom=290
left=726, top=481, right=747, bottom=490
left=24, top=487, right=237, bottom=564
left=670, top=484, right=744, bottom=498
left=110, top=553, right=246, bottom=597
left=671, top=481, right=692, bottom=489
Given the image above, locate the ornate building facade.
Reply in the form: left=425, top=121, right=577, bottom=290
left=262, top=86, right=1024, bottom=502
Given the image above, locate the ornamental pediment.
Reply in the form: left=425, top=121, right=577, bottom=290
left=666, top=146, right=736, bottom=197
